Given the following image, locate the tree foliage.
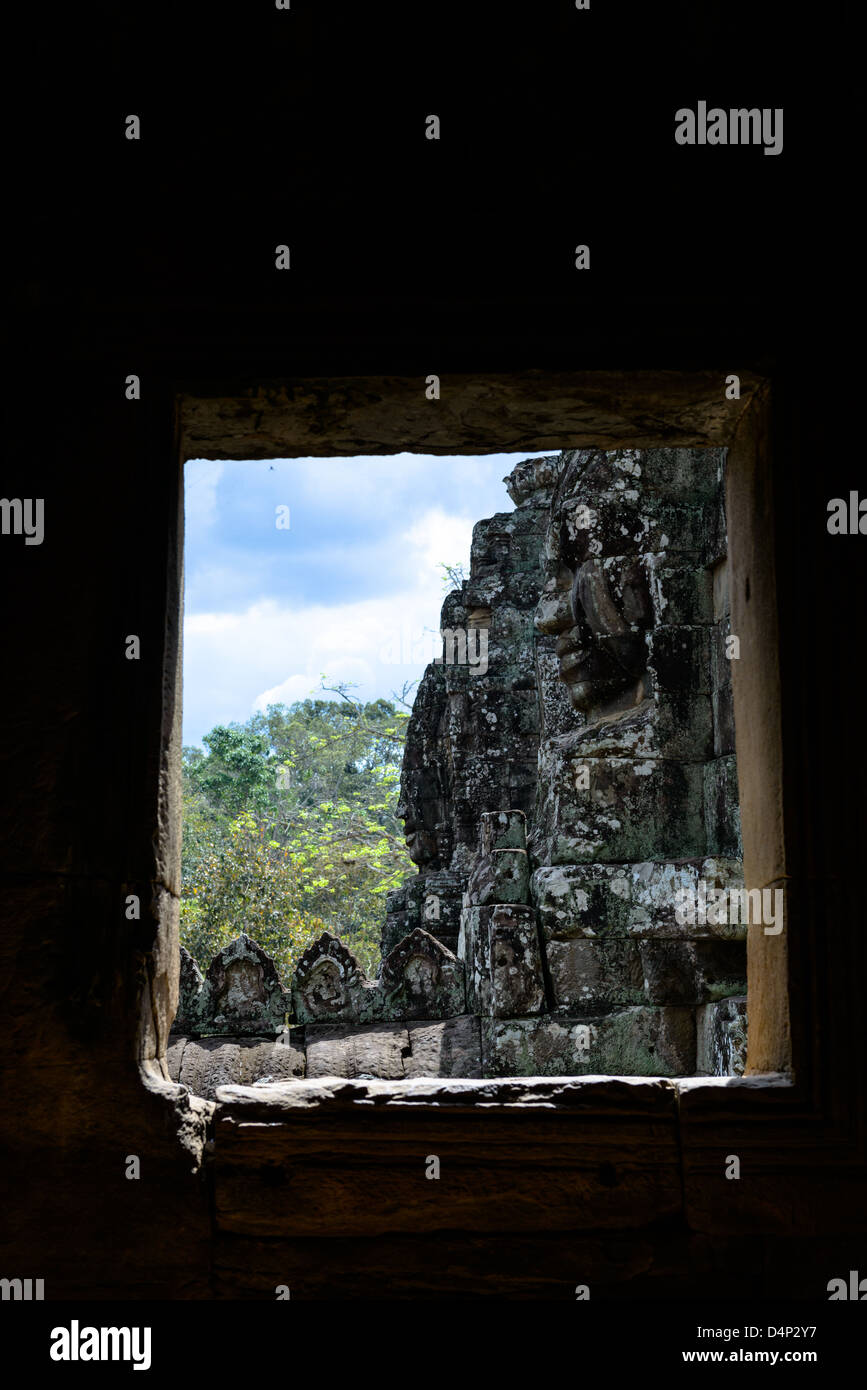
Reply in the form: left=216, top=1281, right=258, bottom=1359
left=438, top=560, right=468, bottom=591
left=180, top=690, right=414, bottom=979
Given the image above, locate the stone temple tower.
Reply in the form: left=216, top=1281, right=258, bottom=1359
left=381, top=454, right=562, bottom=960
left=384, top=447, right=746, bottom=1076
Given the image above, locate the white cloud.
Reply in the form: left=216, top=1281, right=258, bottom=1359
left=253, top=672, right=332, bottom=708
left=184, top=506, right=474, bottom=738
left=401, top=507, right=475, bottom=588
left=183, top=581, right=449, bottom=744
left=180, top=458, right=539, bottom=745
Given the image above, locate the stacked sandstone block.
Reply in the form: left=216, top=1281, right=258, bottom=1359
left=453, top=811, right=746, bottom=1078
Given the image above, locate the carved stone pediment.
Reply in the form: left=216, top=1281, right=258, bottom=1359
left=291, top=931, right=380, bottom=1024
left=184, top=934, right=289, bottom=1037
left=379, top=927, right=466, bottom=1020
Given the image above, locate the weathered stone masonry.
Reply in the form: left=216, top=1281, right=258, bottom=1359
left=170, top=448, right=747, bottom=1092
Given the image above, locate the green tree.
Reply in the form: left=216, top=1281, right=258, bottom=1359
left=180, top=810, right=327, bottom=981
left=181, top=687, right=415, bottom=977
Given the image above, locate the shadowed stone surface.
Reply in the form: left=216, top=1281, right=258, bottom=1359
left=3, top=34, right=856, bottom=1305
left=178, top=1037, right=242, bottom=1100
left=305, top=1023, right=410, bottom=1080
left=489, top=912, right=547, bottom=1018
left=482, top=1007, right=696, bottom=1078
left=300, top=1017, right=483, bottom=1081
left=459, top=903, right=543, bottom=1016
left=404, top=1017, right=482, bottom=1079
left=304, top=1017, right=484, bottom=1082
left=639, top=940, right=747, bottom=1007
left=546, top=938, right=645, bottom=1010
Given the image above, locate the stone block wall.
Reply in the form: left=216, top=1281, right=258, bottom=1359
left=508, top=448, right=746, bottom=1076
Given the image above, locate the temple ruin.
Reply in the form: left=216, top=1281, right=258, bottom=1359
left=170, top=446, right=747, bottom=1093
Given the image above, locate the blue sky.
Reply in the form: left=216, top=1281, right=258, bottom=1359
left=182, top=452, right=549, bottom=748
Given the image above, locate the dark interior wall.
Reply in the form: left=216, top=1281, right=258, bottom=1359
left=1, top=0, right=863, bottom=1299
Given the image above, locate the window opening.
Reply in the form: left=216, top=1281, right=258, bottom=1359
left=170, top=446, right=747, bottom=1094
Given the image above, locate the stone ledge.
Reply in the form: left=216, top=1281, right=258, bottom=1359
left=210, top=1069, right=793, bottom=1107
left=179, top=372, right=763, bottom=460
left=212, top=1072, right=681, bottom=1114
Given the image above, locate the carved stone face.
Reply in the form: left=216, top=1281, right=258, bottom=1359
left=304, top=960, right=345, bottom=1015
left=217, top=959, right=264, bottom=1017
left=535, top=452, right=654, bottom=716
left=404, top=953, right=438, bottom=1000
left=396, top=772, right=441, bottom=866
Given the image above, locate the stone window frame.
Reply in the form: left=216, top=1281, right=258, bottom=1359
left=147, top=371, right=858, bottom=1248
